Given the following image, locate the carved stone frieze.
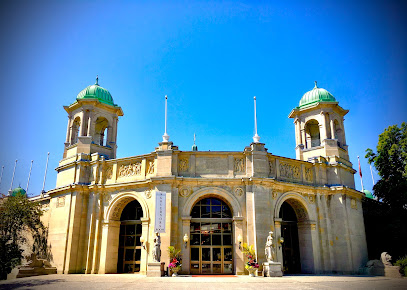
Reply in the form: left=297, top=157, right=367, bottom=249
left=118, top=162, right=142, bottom=178
left=179, top=158, right=189, bottom=172
left=56, top=196, right=65, bottom=208
left=234, top=158, right=245, bottom=173
left=147, top=160, right=155, bottom=175
left=305, top=167, right=313, bottom=182
left=111, top=197, right=134, bottom=220
left=279, top=162, right=301, bottom=180
left=105, top=165, right=113, bottom=180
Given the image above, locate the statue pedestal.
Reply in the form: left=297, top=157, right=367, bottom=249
left=263, top=262, right=283, bottom=277
left=147, top=262, right=165, bottom=277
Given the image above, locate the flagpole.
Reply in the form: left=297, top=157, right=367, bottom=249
left=10, top=159, right=18, bottom=193
left=253, top=96, right=260, bottom=143
left=357, top=156, right=364, bottom=192
left=41, top=153, right=50, bottom=196
left=162, top=95, right=169, bottom=142
left=0, top=165, right=4, bottom=187
left=26, top=160, right=34, bottom=193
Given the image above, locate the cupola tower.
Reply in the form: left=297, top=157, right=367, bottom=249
left=62, top=77, right=123, bottom=159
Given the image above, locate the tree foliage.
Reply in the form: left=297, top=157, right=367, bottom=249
left=0, top=193, right=47, bottom=280
left=366, top=122, right=407, bottom=211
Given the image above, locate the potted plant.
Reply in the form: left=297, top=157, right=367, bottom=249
left=167, top=246, right=182, bottom=276
left=242, top=243, right=259, bottom=277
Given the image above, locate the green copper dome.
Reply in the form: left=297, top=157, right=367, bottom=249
left=299, top=81, right=336, bottom=107
left=11, top=186, right=27, bottom=197
left=76, top=77, right=116, bottom=106
left=363, top=189, right=374, bottom=199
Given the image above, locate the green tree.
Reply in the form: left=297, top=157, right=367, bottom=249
left=0, top=193, right=47, bottom=280
left=365, top=122, right=407, bottom=211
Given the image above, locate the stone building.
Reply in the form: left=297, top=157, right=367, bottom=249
left=39, top=79, right=368, bottom=275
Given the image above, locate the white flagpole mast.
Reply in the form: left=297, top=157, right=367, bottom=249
left=41, top=152, right=50, bottom=196
left=10, top=159, right=18, bottom=193
left=0, top=165, right=4, bottom=187
left=26, top=160, right=34, bottom=193
left=253, top=96, right=260, bottom=143
left=162, top=95, right=170, bottom=142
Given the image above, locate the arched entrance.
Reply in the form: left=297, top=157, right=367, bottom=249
left=117, top=199, right=143, bottom=273
left=280, top=202, right=301, bottom=273
left=274, top=193, right=317, bottom=274
left=190, top=197, right=233, bottom=274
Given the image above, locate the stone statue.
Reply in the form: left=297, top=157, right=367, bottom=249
left=380, top=252, right=392, bottom=266
left=152, top=232, right=161, bottom=262
left=265, top=231, right=276, bottom=262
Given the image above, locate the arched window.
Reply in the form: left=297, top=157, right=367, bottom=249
left=95, top=117, right=109, bottom=146
left=71, top=117, right=81, bottom=144
left=305, top=120, right=320, bottom=148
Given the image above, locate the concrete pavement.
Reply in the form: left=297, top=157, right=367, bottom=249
left=1, top=274, right=406, bottom=289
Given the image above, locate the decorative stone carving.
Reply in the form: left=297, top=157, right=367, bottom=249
left=152, top=232, right=161, bottom=262
left=234, top=187, right=244, bottom=197
left=351, top=198, right=357, bottom=209
left=111, top=196, right=133, bottom=220
left=269, top=160, right=275, bottom=175
left=145, top=189, right=152, bottom=199
left=118, top=162, right=142, bottom=178
left=305, top=167, right=313, bottom=182
left=279, top=162, right=301, bottom=179
left=56, top=196, right=65, bottom=208
left=16, top=253, right=57, bottom=278
left=179, top=187, right=191, bottom=197
left=263, top=231, right=282, bottom=277
left=308, top=195, right=315, bottom=204
left=105, top=165, right=113, bottom=179
left=311, top=224, right=316, bottom=230
left=178, top=158, right=189, bottom=172
left=234, top=158, right=245, bottom=173
left=381, top=252, right=392, bottom=266
left=147, top=160, right=155, bottom=175
left=103, top=193, right=112, bottom=204
left=272, top=190, right=278, bottom=199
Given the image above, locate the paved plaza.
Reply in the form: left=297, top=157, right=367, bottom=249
left=1, top=274, right=406, bottom=290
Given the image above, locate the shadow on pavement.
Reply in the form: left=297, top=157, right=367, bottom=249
left=0, top=278, right=65, bottom=289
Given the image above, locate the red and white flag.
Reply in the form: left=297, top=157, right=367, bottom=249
left=358, top=156, right=362, bottom=178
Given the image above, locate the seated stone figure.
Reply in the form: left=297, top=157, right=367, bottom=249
left=16, top=253, right=57, bottom=278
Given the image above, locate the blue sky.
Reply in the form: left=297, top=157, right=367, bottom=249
left=0, top=0, right=406, bottom=196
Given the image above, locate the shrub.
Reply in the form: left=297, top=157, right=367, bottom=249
left=395, top=255, right=407, bottom=277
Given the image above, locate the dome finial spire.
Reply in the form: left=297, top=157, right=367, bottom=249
left=314, top=80, right=318, bottom=88
left=95, top=75, right=99, bottom=86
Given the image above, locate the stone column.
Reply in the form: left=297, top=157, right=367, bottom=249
left=141, top=217, right=150, bottom=275
left=233, top=216, right=244, bottom=275
left=65, top=116, right=72, bottom=144
left=274, top=218, right=283, bottom=270
left=319, top=112, right=328, bottom=141
left=87, top=111, right=93, bottom=137
left=295, top=119, right=302, bottom=145
left=301, top=128, right=306, bottom=149
left=330, top=118, right=335, bottom=140
left=181, top=216, right=191, bottom=274
left=98, top=220, right=121, bottom=274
